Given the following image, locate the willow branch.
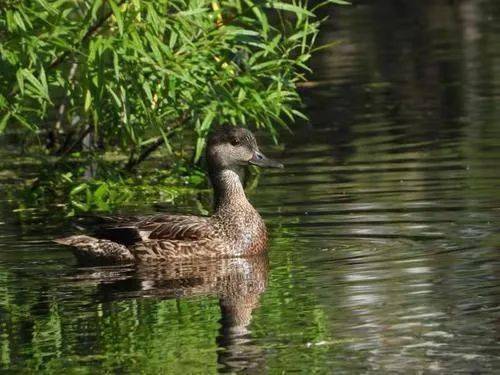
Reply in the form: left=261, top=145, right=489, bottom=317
left=49, top=0, right=126, bottom=69
left=57, top=124, right=93, bottom=156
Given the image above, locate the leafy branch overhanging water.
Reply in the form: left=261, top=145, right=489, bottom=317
left=0, top=0, right=347, bottom=213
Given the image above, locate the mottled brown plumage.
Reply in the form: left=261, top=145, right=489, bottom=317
left=54, top=126, right=283, bottom=265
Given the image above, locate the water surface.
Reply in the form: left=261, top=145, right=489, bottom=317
left=2, top=1, right=500, bottom=373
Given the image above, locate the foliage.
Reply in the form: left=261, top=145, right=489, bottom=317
left=11, top=158, right=207, bottom=216
left=0, top=0, right=345, bottom=172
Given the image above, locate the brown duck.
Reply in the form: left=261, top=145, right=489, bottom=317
left=54, top=126, right=283, bottom=265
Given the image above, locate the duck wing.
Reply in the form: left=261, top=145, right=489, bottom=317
left=137, top=215, right=215, bottom=241
left=95, top=214, right=214, bottom=245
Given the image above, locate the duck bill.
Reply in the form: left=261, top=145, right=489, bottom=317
left=249, top=151, right=284, bottom=168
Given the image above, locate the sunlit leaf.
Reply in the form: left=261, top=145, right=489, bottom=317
left=0, top=112, right=11, bottom=133
left=267, top=2, right=315, bottom=17
left=109, top=0, right=124, bottom=35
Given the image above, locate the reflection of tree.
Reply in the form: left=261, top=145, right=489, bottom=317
left=280, top=1, right=500, bottom=372
left=311, top=0, right=469, bottom=131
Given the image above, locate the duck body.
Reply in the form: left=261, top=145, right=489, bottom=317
left=54, top=127, right=281, bottom=265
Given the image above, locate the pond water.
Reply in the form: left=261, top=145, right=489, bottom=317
left=2, top=0, right=500, bottom=373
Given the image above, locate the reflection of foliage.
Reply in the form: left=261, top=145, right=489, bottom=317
left=0, top=236, right=339, bottom=373
left=0, top=179, right=341, bottom=372
left=0, top=277, right=221, bottom=373
left=252, top=236, right=336, bottom=370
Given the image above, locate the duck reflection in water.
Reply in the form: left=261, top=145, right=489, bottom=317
left=72, top=255, right=268, bottom=373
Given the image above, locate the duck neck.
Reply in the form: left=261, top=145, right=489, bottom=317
left=210, top=167, right=251, bottom=213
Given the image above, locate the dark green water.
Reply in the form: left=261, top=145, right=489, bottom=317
left=2, top=1, right=500, bottom=373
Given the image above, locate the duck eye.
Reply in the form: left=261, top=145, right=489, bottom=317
left=230, top=138, right=240, bottom=146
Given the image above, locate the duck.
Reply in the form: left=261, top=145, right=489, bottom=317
left=54, top=126, right=283, bottom=265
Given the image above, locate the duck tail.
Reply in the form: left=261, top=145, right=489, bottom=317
left=53, top=235, right=135, bottom=265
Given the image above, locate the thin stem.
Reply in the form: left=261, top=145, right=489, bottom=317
left=124, top=113, right=189, bottom=171
left=124, top=137, right=164, bottom=171
left=50, top=61, right=79, bottom=149
left=58, top=124, right=92, bottom=156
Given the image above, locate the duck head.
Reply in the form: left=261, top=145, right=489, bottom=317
left=206, top=126, right=283, bottom=172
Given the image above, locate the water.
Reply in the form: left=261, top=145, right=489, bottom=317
left=2, top=0, right=500, bottom=373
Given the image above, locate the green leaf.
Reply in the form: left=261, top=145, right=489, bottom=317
left=0, top=112, right=11, bottom=133
left=267, top=2, right=315, bottom=17
left=109, top=0, right=124, bottom=35
left=248, top=1, right=269, bottom=38
left=113, top=51, right=120, bottom=79
left=39, top=66, right=49, bottom=98
left=84, top=90, right=92, bottom=112
left=12, top=11, right=27, bottom=31
left=106, top=86, right=122, bottom=107
left=71, top=200, right=89, bottom=212
left=175, top=8, right=208, bottom=17
left=91, top=0, right=105, bottom=20
left=291, top=109, right=308, bottom=120
left=22, top=69, right=50, bottom=102
left=224, top=27, right=261, bottom=37
left=16, top=70, right=24, bottom=95
left=12, top=113, right=36, bottom=131
left=328, top=0, right=350, bottom=4
left=70, top=183, right=88, bottom=196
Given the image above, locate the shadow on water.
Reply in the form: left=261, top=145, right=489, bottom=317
left=2, top=0, right=500, bottom=373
